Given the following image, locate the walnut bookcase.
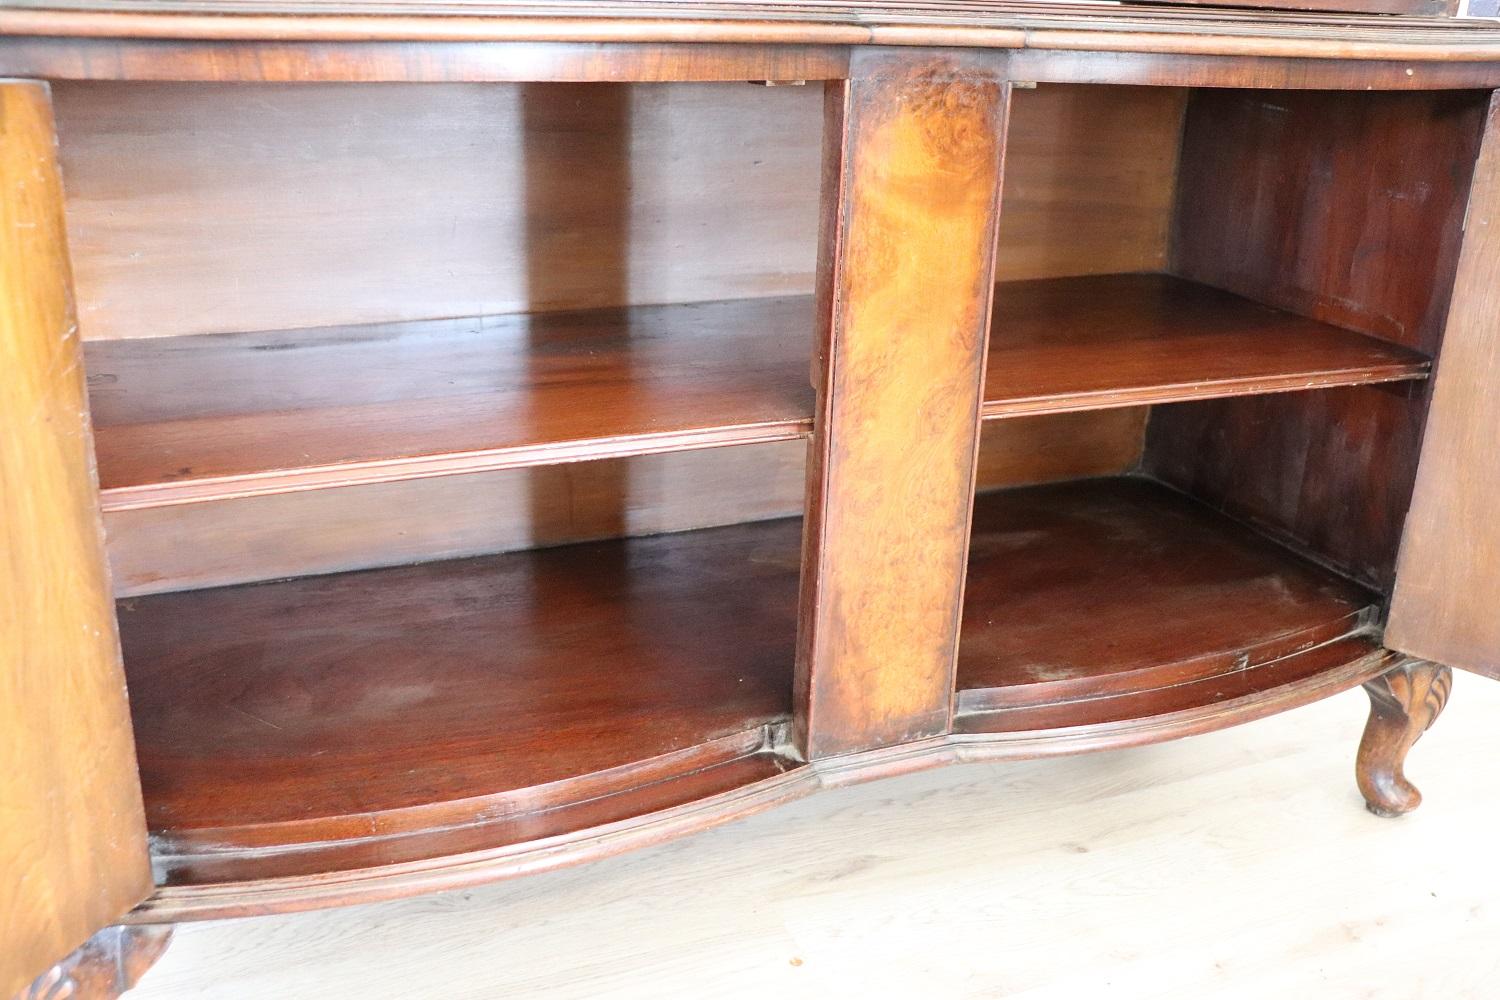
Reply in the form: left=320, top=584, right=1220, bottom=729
left=6, top=4, right=1500, bottom=998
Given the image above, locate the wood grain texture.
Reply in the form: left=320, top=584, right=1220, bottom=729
left=103, top=411, right=1147, bottom=598
left=0, top=38, right=852, bottom=84
left=11, top=39, right=1500, bottom=91
left=103, top=443, right=811, bottom=597
left=955, top=478, right=1381, bottom=730
left=0, top=80, right=153, bottom=1000
left=126, top=646, right=1399, bottom=920
left=55, top=82, right=1180, bottom=344
left=54, top=81, right=823, bottom=342
left=1356, top=659, right=1452, bottom=816
left=86, top=297, right=815, bottom=509
left=14, top=925, right=172, bottom=1000
left=1387, top=93, right=1500, bottom=678
left=78, top=272, right=1424, bottom=512
left=994, top=84, right=1183, bottom=281
left=1004, top=49, right=1500, bottom=91
left=115, top=481, right=1397, bottom=918
left=118, top=517, right=802, bottom=872
left=796, top=50, right=1007, bottom=759
left=980, top=273, right=1428, bottom=419
left=1136, top=0, right=1454, bottom=15
left=9, top=1, right=1500, bottom=62
left=123, top=679, right=1500, bottom=1000
left=1147, top=88, right=1487, bottom=592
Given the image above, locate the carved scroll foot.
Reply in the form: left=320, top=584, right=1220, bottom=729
left=15, top=925, right=173, bottom=1000
left=1357, top=659, right=1452, bottom=817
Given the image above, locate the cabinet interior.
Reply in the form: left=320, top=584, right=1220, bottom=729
left=57, top=80, right=1488, bottom=887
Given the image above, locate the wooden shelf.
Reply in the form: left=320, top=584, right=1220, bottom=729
left=981, top=273, right=1429, bottom=418
left=956, top=477, right=1382, bottom=734
left=117, top=517, right=803, bottom=885
left=87, top=274, right=1428, bottom=512
left=120, top=474, right=1387, bottom=888
left=87, top=296, right=818, bottom=511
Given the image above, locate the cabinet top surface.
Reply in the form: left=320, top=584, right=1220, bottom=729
left=6, top=0, right=1500, bottom=59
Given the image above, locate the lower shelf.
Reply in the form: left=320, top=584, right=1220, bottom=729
left=120, top=475, right=1387, bottom=910
left=956, top=477, right=1382, bottom=733
left=118, top=517, right=805, bottom=885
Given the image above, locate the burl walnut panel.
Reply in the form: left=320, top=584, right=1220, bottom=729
left=796, top=51, right=1007, bottom=758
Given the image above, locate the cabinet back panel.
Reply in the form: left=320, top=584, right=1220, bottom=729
left=78, top=81, right=1180, bottom=593
left=55, top=81, right=1186, bottom=341
left=1148, top=88, right=1488, bottom=592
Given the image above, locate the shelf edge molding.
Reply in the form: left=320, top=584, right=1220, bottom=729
left=126, top=646, right=1403, bottom=925
left=92, top=273, right=1430, bottom=513
left=98, top=419, right=813, bottom=512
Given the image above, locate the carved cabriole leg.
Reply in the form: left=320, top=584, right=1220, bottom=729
left=14, top=926, right=172, bottom=1000
left=1356, top=659, right=1452, bottom=817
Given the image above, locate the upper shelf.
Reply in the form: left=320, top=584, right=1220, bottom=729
left=88, top=296, right=816, bottom=510
left=981, top=273, right=1429, bottom=419
left=87, top=272, right=1429, bottom=512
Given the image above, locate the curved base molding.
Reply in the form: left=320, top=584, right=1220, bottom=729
left=1357, top=659, right=1453, bottom=817
left=130, top=648, right=1404, bottom=924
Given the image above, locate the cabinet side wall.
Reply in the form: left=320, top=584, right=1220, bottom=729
left=1146, top=88, right=1488, bottom=592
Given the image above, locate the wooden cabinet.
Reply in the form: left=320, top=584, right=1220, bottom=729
left=5, top=3, right=1500, bottom=997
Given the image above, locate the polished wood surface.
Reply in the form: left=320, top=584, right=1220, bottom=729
left=15, top=926, right=172, bottom=1000
left=8, top=2, right=1500, bottom=64
left=980, top=273, right=1428, bottom=418
left=115, top=488, right=1401, bottom=915
left=1141, top=0, right=1454, bottom=15
left=87, top=297, right=815, bottom=509
left=796, top=51, right=1006, bottom=758
left=9, top=39, right=1500, bottom=90
left=1004, top=49, right=1500, bottom=91
left=55, top=82, right=1179, bottom=343
left=1386, top=94, right=1500, bottom=679
left=2, top=6, right=1497, bottom=968
left=995, top=85, right=1183, bottom=282
left=105, top=442, right=810, bottom=597
left=53, top=81, right=822, bottom=342
left=1148, top=88, right=1486, bottom=591
left=84, top=272, right=1424, bottom=512
left=957, top=478, right=1381, bottom=731
left=122, top=683, right=1500, bottom=1000
left=0, top=80, right=153, bottom=1000
left=959, top=478, right=1378, bottom=702
left=105, top=410, right=1148, bottom=598
left=127, top=639, right=1401, bottom=922
left=119, top=518, right=801, bottom=873
left=1356, top=659, right=1452, bottom=817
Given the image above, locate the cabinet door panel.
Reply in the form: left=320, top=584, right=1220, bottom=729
left=1387, top=93, right=1500, bottom=679
left=0, top=80, right=152, bottom=999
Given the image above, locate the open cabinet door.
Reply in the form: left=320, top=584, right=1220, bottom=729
left=1387, top=92, right=1500, bottom=679
left=1, top=81, right=154, bottom=998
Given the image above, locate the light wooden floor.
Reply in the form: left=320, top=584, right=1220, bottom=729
left=134, top=677, right=1500, bottom=999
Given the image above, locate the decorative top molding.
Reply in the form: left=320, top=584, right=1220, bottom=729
left=5, top=0, right=1500, bottom=61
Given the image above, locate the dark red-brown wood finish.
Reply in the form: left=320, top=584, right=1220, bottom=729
left=5, top=2, right=1500, bottom=996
